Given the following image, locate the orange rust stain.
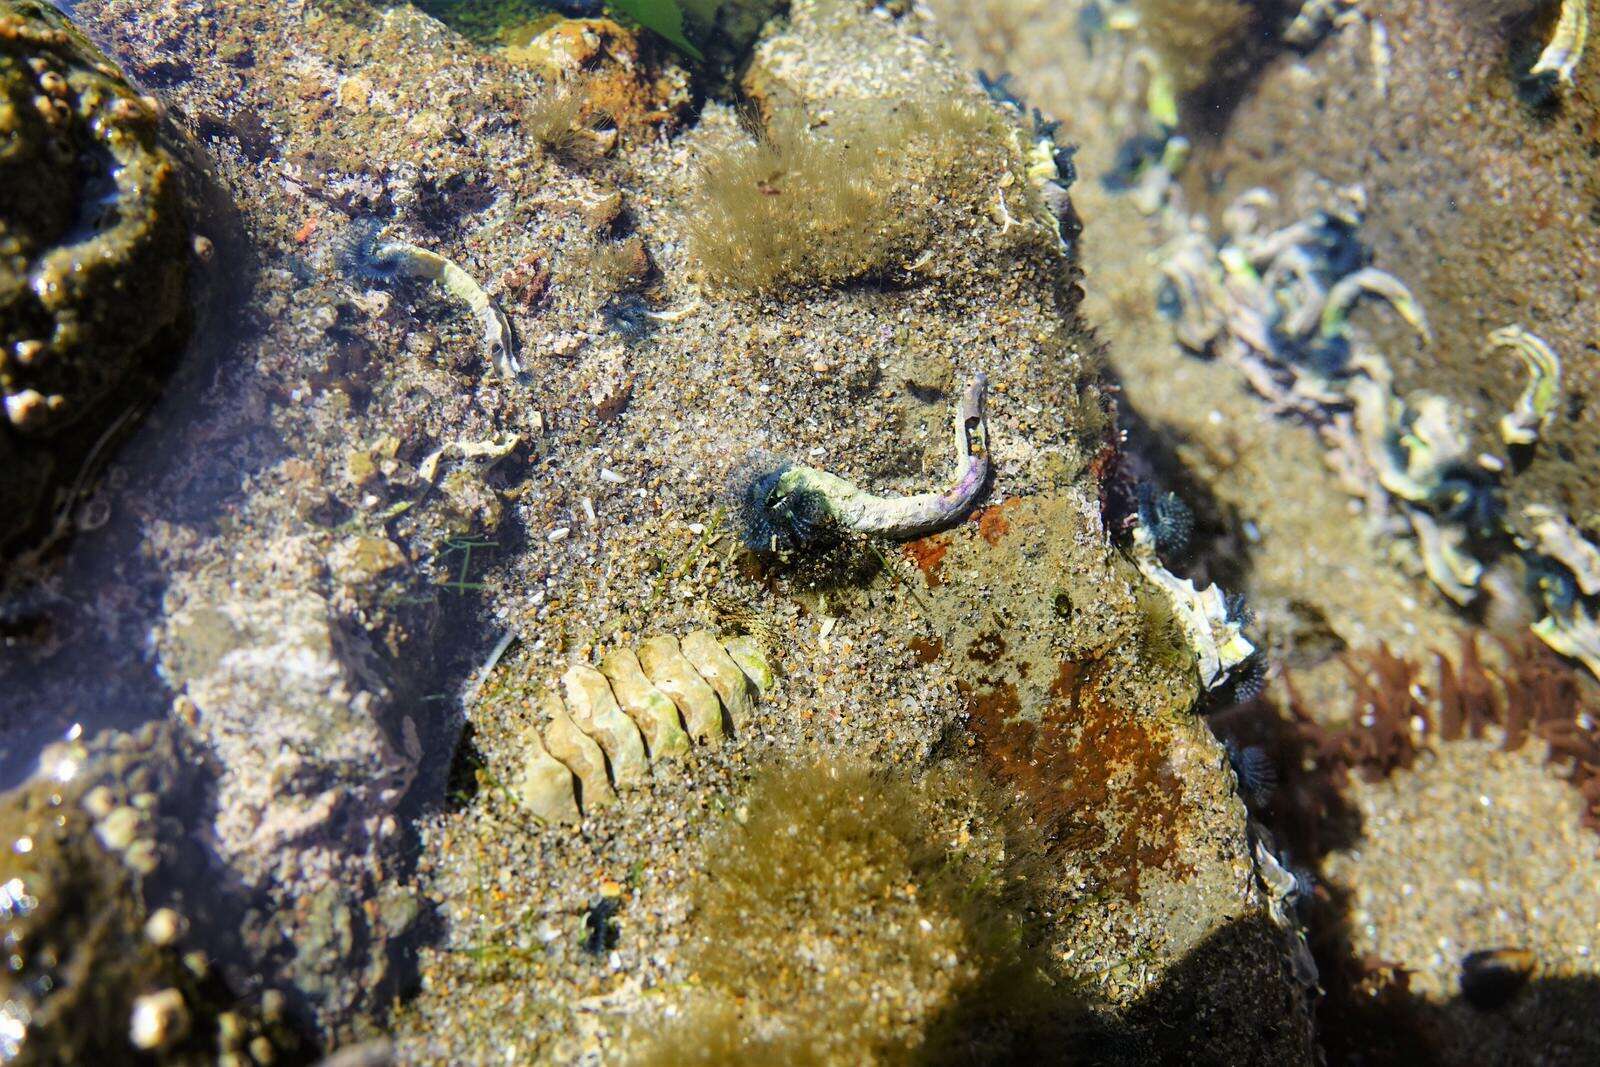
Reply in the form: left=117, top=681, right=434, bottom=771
left=908, top=635, right=944, bottom=664
left=964, top=657, right=1194, bottom=902
left=902, top=535, right=951, bottom=587
left=974, top=499, right=1022, bottom=545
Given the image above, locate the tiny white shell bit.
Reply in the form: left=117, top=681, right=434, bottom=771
left=562, top=665, right=649, bottom=786
left=637, top=634, right=727, bottom=744
left=598, top=648, right=691, bottom=761
left=680, top=630, right=755, bottom=729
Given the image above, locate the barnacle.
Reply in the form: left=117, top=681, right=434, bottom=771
left=737, top=375, right=990, bottom=551
left=1488, top=325, right=1562, bottom=447
left=511, top=631, right=773, bottom=823
left=335, top=219, right=519, bottom=380
left=1528, top=0, right=1588, bottom=86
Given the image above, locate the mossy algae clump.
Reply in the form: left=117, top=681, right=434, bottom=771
left=0, top=0, right=196, bottom=556
left=627, top=760, right=1080, bottom=1066
left=1132, top=0, right=1255, bottom=92
left=681, top=90, right=1012, bottom=292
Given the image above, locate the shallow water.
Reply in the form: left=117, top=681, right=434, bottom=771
left=3, top=0, right=1599, bottom=1063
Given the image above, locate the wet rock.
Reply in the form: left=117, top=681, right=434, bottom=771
left=0, top=722, right=302, bottom=1064
left=329, top=533, right=407, bottom=585
left=156, top=534, right=420, bottom=1030
left=0, top=0, right=198, bottom=556
left=905, top=493, right=1317, bottom=1062
left=502, top=18, right=692, bottom=138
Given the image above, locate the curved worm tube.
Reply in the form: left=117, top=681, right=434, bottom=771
left=774, top=374, right=991, bottom=540
left=384, top=244, right=520, bottom=381
left=337, top=220, right=520, bottom=380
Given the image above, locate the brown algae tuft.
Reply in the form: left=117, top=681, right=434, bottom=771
left=626, top=759, right=1077, bottom=1066
left=681, top=89, right=1014, bottom=291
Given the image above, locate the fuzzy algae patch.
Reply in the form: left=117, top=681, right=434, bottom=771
left=681, top=85, right=1020, bottom=292
left=626, top=760, right=1077, bottom=1066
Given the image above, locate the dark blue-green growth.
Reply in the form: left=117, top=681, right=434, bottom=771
left=735, top=461, right=832, bottom=554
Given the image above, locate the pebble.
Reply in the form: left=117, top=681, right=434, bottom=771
left=129, top=988, right=189, bottom=1050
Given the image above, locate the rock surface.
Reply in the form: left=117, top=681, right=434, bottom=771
left=0, top=0, right=1323, bottom=1059
left=0, top=0, right=198, bottom=556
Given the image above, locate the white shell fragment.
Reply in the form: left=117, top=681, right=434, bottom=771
left=637, top=634, right=726, bottom=745
left=680, top=630, right=755, bottom=730
left=599, top=648, right=691, bottom=761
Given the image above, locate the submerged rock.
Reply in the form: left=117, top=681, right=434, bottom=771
left=0, top=722, right=302, bottom=1064
left=0, top=0, right=200, bottom=557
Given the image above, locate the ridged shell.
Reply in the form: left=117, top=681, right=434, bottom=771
left=510, top=634, right=773, bottom=823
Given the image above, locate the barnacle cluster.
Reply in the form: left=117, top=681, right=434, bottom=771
left=977, top=73, right=1082, bottom=257
left=334, top=218, right=519, bottom=380
left=1158, top=186, right=1600, bottom=679
left=512, top=630, right=772, bottom=823
left=1, top=0, right=198, bottom=555
left=735, top=374, right=990, bottom=553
